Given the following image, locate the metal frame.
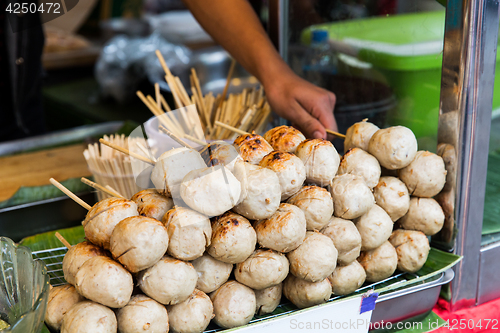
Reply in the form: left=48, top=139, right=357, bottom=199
left=438, top=0, right=499, bottom=310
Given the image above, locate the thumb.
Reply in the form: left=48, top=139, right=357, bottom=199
left=289, top=102, right=326, bottom=139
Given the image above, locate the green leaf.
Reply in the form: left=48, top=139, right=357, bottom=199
left=370, top=311, right=446, bottom=333
left=20, top=226, right=85, bottom=252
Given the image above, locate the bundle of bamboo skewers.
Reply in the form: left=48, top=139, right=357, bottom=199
left=137, top=51, right=272, bottom=142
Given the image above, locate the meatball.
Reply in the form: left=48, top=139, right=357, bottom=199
left=259, top=151, right=306, bottom=200
left=337, top=148, right=381, bottom=189
left=389, top=230, right=430, bottom=273
left=232, top=161, right=281, bottom=220
left=110, top=216, right=169, bottom=272
left=210, top=281, right=256, bottom=329
left=45, top=284, right=85, bottom=331
left=321, top=217, right=361, bottom=265
left=254, top=203, right=307, bottom=253
left=354, top=204, right=394, bottom=251
left=255, top=284, right=282, bottom=315
left=82, top=197, right=138, bottom=250
left=358, top=241, right=398, bottom=282
left=330, top=174, right=374, bottom=220
left=329, top=260, right=366, bottom=295
left=116, top=295, right=169, bottom=333
left=207, top=212, right=257, bottom=264
left=235, top=249, right=289, bottom=290
left=437, top=143, right=456, bottom=192
left=163, top=206, right=211, bottom=261
left=191, top=253, right=233, bottom=294
left=62, top=241, right=108, bottom=286
left=234, top=133, right=273, bottom=165
left=199, top=140, right=242, bottom=172
left=131, top=189, right=173, bottom=221
left=75, top=256, right=133, bottom=308
left=373, top=177, right=410, bottom=222
left=60, top=301, right=117, bottom=333
left=368, top=126, right=418, bottom=170
left=264, top=125, right=306, bottom=153
left=283, top=275, right=331, bottom=309
left=151, top=147, right=207, bottom=197
left=287, top=185, right=334, bottom=231
left=398, top=197, right=445, bottom=236
left=180, top=165, right=241, bottom=217
left=287, top=232, right=337, bottom=282
left=398, top=151, right=447, bottom=197
left=167, top=289, right=213, bottom=333
left=344, top=121, right=380, bottom=152
left=295, top=139, right=340, bottom=186
left=138, top=256, right=198, bottom=305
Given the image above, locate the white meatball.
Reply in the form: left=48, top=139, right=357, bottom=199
left=210, top=281, right=256, bottom=329
left=162, top=206, right=211, bottom=261
left=199, top=140, right=242, bottom=172
left=437, top=143, right=456, bottom=192
left=321, top=217, right=361, bottom=265
left=330, top=174, right=374, bottom=219
left=295, top=139, right=340, bottom=186
left=398, top=197, right=445, bottom=236
left=180, top=165, right=241, bottom=217
left=151, top=147, right=207, bottom=197
left=131, top=189, right=173, bottom=221
left=138, top=256, right=198, bottom=305
left=358, top=241, right=398, bottom=282
left=234, top=133, right=273, bottom=165
left=110, top=216, right=169, bottom=273
left=191, top=253, right=233, bottom=294
left=167, top=289, right=213, bottom=333
left=337, top=148, right=381, bottom=189
left=373, top=177, right=410, bottom=222
left=75, top=256, right=133, bottom=308
left=329, top=261, right=366, bottom=295
left=389, top=230, right=430, bottom=273
left=398, top=151, right=447, bottom=197
left=283, top=275, right=331, bottom=309
left=287, top=185, right=334, bottom=231
left=62, top=241, right=108, bottom=286
left=45, top=284, right=85, bottom=331
left=235, top=250, right=289, bottom=290
left=287, top=232, right=338, bottom=282
left=117, top=295, right=169, bottom=333
left=354, top=204, right=393, bottom=251
left=259, top=151, right=306, bottom=200
left=207, top=212, right=257, bottom=264
left=232, top=161, right=281, bottom=220
left=368, top=126, right=418, bottom=170
left=255, top=284, right=282, bottom=315
left=82, top=197, right=138, bottom=250
left=254, top=203, right=307, bottom=253
left=264, top=125, right=306, bottom=153
left=61, top=301, right=116, bottom=333
left=344, top=121, right=380, bottom=152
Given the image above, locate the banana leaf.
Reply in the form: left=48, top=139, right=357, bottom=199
left=370, top=310, right=446, bottom=333
left=20, top=226, right=85, bottom=252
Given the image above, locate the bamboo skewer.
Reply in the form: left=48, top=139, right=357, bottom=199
left=155, top=49, right=172, bottom=77
left=214, top=121, right=249, bottom=136
left=55, top=232, right=72, bottom=249
left=99, top=139, right=155, bottom=165
left=105, top=185, right=125, bottom=199
left=136, top=142, right=157, bottom=163
left=49, top=178, right=92, bottom=210
left=183, top=134, right=206, bottom=146
left=326, top=129, right=346, bottom=139
left=158, top=125, right=194, bottom=149
left=81, top=177, right=125, bottom=199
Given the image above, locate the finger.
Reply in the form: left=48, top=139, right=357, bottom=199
left=316, top=92, right=338, bottom=132
left=288, top=100, right=326, bottom=139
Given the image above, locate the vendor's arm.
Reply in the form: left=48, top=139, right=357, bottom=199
left=182, top=0, right=338, bottom=139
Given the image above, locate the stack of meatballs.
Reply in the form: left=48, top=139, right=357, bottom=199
left=46, top=121, right=447, bottom=333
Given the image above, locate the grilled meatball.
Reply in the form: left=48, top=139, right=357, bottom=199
left=389, top=230, right=430, bottom=273
left=210, top=281, right=256, bottom=329
left=259, top=151, right=306, bottom=200
left=358, top=241, right=398, bottom=282
left=321, top=217, right=361, bottom=266
left=373, top=177, right=410, bottom=222
left=131, top=189, right=173, bottom=221
left=344, top=121, right=380, bottom=152
left=45, top=284, right=85, bottom=331
left=116, top=295, right=169, bottom=333
left=329, top=260, right=366, bottom=295
left=60, top=301, right=117, bottom=333
left=191, top=253, right=233, bottom=294
left=287, top=185, right=334, bottom=231
left=283, top=275, right=331, bottom=309
left=330, top=174, right=374, bottom=220
left=235, top=249, right=289, bottom=290
left=234, top=133, right=273, bottom=165
left=82, top=197, right=138, bottom=250
left=255, top=284, right=282, bottom=315
left=398, top=151, right=447, bottom=197
left=368, top=126, right=418, bottom=170
left=337, top=148, right=381, bottom=189
left=398, top=197, right=445, bottom=236
left=199, top=140, right=242, bottom=172
left=167, top=289, right=213, bottom=333
left=62, top=241, right=108, bottom=286
left=295, top=139, right=340, bottom=186
left=110, top=216, right=169, bottom=272
left=264, top=125, right=306, bottom=153
left=354, top=204, right=394, bottom=251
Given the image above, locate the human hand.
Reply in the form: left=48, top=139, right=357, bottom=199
left=263, top=70, right=338, bottom=139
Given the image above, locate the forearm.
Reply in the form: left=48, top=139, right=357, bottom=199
left=182, top=0, right=291, bottom=86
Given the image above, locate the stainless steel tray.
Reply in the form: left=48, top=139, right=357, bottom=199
left=33, top=245, right=454, bottom=331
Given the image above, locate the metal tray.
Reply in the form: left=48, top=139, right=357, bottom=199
left=33, top=245, right=454, bottom=331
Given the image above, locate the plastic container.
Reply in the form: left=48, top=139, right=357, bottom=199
left=301, top=10, right=490, bottom=138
